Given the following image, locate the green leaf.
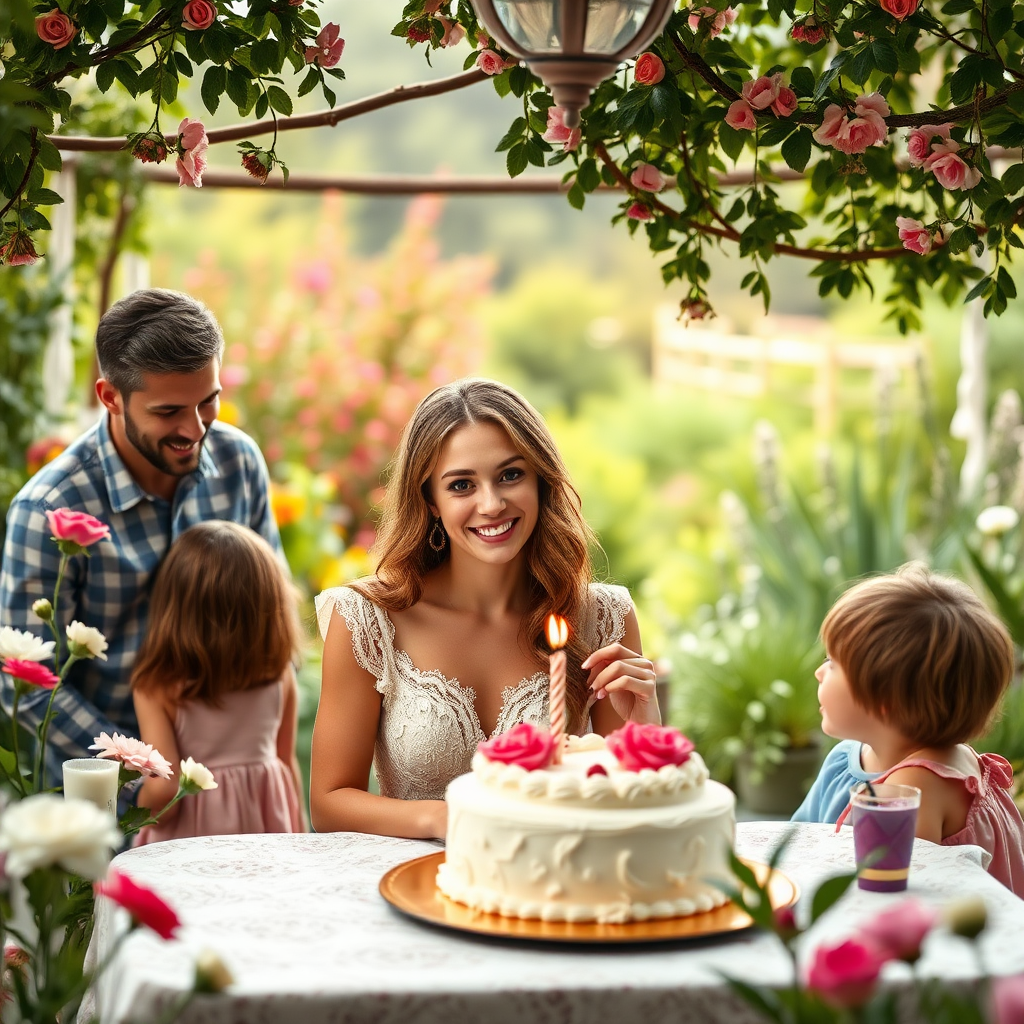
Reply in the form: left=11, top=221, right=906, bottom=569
left=964, top=274, right=992, bottom=303
left=322, top=83, right=337, bottom=107
left=113, top=61, right=140, bottom=95
left=252, top=37, right=281, bottom=73
left=1001, top=162, right=1024, bottom=196
left=850, top=45, right=874, bottom=85
left=25, top=187, right=63, bottom=207
left=203, top=26, right=236, bottom=65
left=790, top=66, right=815, bottom=97
left=297, top=67, right=319, bottom=97
left=578, top=157, right=601, bottom=192
left=159, top=70, right=178, bottom=104
left=36, top=136, right=63, bottom=173
left=495, top=116, right=528, bottom=153
left=267, top=85, right=293, bottom=115
left=810, top=872, right=858, bottom=923
left=95, top=60, right=118, bottom=94
left=997, top=264, right=1017, bottom=299
left=780, top=128, right=812, bottom=172
left=567, top=181, right=585, bottom=209
left=174, top=51, right=194, bottom=78
left=254, top=92, right=269, bottom=119
left=719, top=123, right=746, bottom=162
left=226, top=67, right=251, bottom=111
left=506, top=141, right=528, bottom=178
left=723, top=977, right=787, bottom=1023
left=870, top=38, right=899, bottom=76
left=201, top=64, right=226, bottom=115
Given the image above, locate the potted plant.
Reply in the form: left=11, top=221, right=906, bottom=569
left=670, top=601, right=825, bottom=816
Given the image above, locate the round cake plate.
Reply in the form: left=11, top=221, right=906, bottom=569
left=379, top=851, right=798, bottom=944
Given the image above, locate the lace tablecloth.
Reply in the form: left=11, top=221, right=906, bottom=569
left=87, top=822, right=1024, bottom=1024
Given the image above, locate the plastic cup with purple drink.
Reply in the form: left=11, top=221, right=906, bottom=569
left=850, top=782, right=922, bottom=892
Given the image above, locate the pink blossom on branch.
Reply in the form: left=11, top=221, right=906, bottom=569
left=791, top=15, right=827, bottom=44
left=35, top=8, right=77, bottom=49
left=476, top=49, right=514, bottom=75
left=634, top=52, right=666, bottom=86
left=688, top=6, right=737, bottom=37
left=896, top=216, right=935, bottom=255
left=773, top=85, right=798, bottom=118
left=542, top=107, right=581, bottom=152
left=626, top=202, right=653, bottom=221
left=630, top=162, right=666, bottom=192
left=304, top=23, right=344, bottom=68
left=926, top=142, right=982, bottom=190
left=181, top=0, right=216, bottom=30
left=0, top=231, right=41, bottom=267
left=437, top=17, right=465, bottom=47
left=725, top=99, right=756, bottom=131
left=742, top=75, right=780, bottom=111
left=175, top=117, right=209, bottom=188
left=880, top=0, right=919, bottom=19
left=813, top=92, right=889, bottom=154
left=907, top=123, right=952, bottom=166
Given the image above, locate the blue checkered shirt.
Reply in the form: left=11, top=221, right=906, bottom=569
left=0, top=414, right=282, bottom=784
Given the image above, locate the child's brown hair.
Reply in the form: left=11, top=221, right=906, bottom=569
left=821, top=564, right=1015, bottom=748
left=132, top=521, right=300, bottom=704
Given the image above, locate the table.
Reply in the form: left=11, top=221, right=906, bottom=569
left=86, top=822, right=1024, bottom=1024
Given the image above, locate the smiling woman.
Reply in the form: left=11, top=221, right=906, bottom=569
left=309, top=377, right=662, bottom=840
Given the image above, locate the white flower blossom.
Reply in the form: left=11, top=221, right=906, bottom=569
left=976, top=505, right=1020, bottom=537
left=0, top=627, right=55, bottom=663
left=179, top=758, right=218, bottom=792
left=66, top=621, right=109, bottom=661
left=0, top=794, right=121, bottom=880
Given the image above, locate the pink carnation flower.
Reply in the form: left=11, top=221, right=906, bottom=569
left=95, top=871, right=181, bottom=940
left=90, top=732, right=173, bottom=779
left=1, top=658, right=60, bottom=689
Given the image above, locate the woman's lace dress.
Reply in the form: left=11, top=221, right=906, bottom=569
left=314, top=582, right=631, bottom=801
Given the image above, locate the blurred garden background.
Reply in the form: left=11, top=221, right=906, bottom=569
left=3, top=3, right=1024, bottom=815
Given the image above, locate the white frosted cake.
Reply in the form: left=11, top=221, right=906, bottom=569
left=436, top=724, right=736, bottom=924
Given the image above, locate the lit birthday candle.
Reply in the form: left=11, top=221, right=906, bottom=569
left=546, top=614, right=569, bottom=764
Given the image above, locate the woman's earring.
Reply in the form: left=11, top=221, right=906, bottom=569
left=428, top=516, right=447, bottom=552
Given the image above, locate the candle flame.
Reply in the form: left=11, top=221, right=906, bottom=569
left=546, top=614, right=568, bottom=649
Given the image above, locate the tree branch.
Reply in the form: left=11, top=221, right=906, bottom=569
left=51, top=68, right=488, bottom=152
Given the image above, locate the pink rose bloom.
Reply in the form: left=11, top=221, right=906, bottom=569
left=991, top=975, right=1024, bottom=1024
left=175, top=117, right=209, bottom=188
left=907, top=124, right=951, bottom=166
left=437, top=17, right=465, bottom=47
left=689, top=5, right=736, bottom=36
left=90, top=732, right=173, bottom=779
left=542, top=106, right=581, bottom=151
left=837, top=114, right=887, bottom=154
left=626, top=201, right=653, bottom=221
left=630, top=162, right=666, bottom=192
left=682, top=298, right=711, bottom=321
left=181, top=0, right=216, bottom=30
left=634, top=52, right=665, bottom=86
left=813, top=103, right=846, bottom=147
left=725, top=98, right=756, bottom=131
left=478, top=722, right=556, bottom=771
left=1, top=658, right=60, bottom=689
left=857, top=899, right=938, bottom=963
left=880, top=0, right=919, bottom=18
left=45, top=508, right=111, bottom=548
left=927, top=144, right=981, bottom=190
left=896, top=216, right=933, bottom=255
left=606, top=721, right=694, bottom=770
left=304, top=22, right=344, bottom=68
left=855, top=91, right=891, bottom=124
left=35, top=8, right=77, bottom=49
left=806, top=938, right=886, bottom=1009
left=772, top=85, right=798, bottom=118
left=742, top=75, right=781, bottom=111
left=95, top=871, right=181, bottom=940
left=476, top=49, right=508, bottom=75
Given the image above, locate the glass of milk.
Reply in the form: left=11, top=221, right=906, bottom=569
left=63, top=757, right=120, bottom=816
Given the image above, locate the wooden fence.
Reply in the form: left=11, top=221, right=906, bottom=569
left=652, top=306, right=923, bottom=434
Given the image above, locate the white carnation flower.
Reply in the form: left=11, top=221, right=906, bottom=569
left=976, top=505, right=1020, bottom=537
left=180, top=757, right=218, bottom=792
left=0, top=627, right=55, bottom=663
left=66, top=621, right=109, bottom=661
left=0, top=794, right=121, bottom=880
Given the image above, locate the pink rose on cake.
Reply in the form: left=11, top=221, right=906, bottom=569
left=477, top=722, right=556, bottom=770
left=606, top=721, right=694, bottom=771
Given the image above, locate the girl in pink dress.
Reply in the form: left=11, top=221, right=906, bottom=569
left=796, top=565, right=1024, bottom=896
left=132, top=521, right=304, bottom=843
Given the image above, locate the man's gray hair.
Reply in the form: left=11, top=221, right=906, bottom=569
left=95, top=289, right=225, bottom=395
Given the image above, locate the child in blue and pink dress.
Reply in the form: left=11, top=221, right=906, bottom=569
left=793, top=564, right=1024, bottom=896
left=132, top=521, right=305, bottom=843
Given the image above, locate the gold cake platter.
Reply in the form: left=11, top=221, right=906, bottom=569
left=379, top=851, right=798, bottom=944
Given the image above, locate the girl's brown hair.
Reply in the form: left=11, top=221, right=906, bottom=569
left=132, top=521, right=301, bottom=705
left=356, top=378, right=596, bottom=730
left=821, top=564, right=1015, bottom=747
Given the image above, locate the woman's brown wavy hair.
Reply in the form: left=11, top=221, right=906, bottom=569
left=355, top=378, right=596, bottom=730
left=132, top=521, right=301, bottom=705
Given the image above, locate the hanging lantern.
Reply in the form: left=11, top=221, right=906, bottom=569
left=470, top=0, right=676, bottom=127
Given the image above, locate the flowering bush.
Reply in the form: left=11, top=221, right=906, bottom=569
left=181, top=194, right=488, bottom=549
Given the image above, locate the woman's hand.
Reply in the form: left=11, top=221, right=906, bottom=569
left=581, top=642, right=661, bottom=726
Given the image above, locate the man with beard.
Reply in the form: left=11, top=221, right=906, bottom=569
left=0, top=288, right=283, bottom=782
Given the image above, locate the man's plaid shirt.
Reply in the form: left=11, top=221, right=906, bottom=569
left=0, top=414, right=282, bottom=782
